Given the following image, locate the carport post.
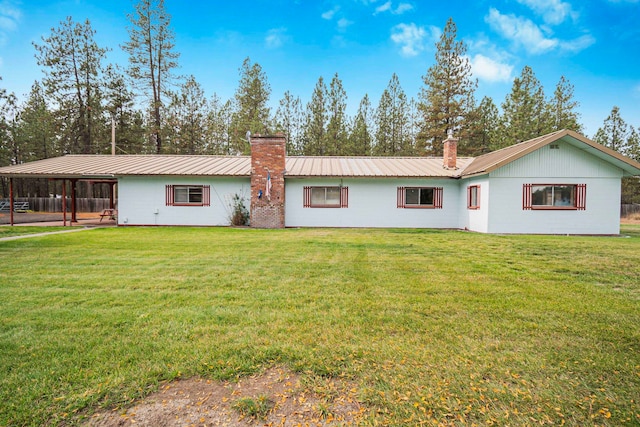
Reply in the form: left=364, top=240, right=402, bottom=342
left=70, top=179, right=77, bottom=223
left=9, top=177, right=14, bottom=226
left=62, top=179, right=67, bottom=227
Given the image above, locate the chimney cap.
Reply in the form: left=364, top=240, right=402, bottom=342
left=447, top=128, right=454, bottom=138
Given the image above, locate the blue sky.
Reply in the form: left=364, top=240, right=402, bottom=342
left=1, top=0, right=639, bottom=137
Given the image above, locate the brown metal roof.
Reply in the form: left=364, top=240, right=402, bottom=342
left=2, top=131, right=639, bottom=180
left=0, top=154, right=475, bottom=179
left=0, top=155, right=252, bottom=178
left=285, top=156, right=474, bottom=177
left=460, top=129, right=640, bottom=177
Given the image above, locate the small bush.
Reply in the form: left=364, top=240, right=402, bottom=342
left=232, top=395, right=273, bottom=420
left=229, top=194, right=249, bottom=226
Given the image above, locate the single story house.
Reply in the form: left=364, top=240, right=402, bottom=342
left=1, top=129, right=639, bottom=234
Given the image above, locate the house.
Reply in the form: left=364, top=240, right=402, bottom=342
left=1, top=129, right=639, bottom=234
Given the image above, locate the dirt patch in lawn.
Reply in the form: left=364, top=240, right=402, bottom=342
left=84, top=367, right=366, bottom=427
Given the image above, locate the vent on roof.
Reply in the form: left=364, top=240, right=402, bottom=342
left=550, top=144, right=560, bottom=149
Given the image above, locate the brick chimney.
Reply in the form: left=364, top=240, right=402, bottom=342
left=250, top=134, right=286, bottom=228
left=443, top=129, right=458, bottom=170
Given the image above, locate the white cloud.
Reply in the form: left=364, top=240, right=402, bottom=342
left=394, top=3, right=414, bottom=14
left=375, top=1, right=413, bottom=15
left=486, top=7, right=595, bottom=55
left=485, top=8, right=558, bottom=54
left=321, top=7, right=339, bottom=20
left=0, top=0, right=21, bottom=46
left=375, top=1, right=392, bottom=14
left=337, top=18, right=353, bottom=31
left=265, top=28, right=288, bottom=49
left=468, top=54, right=513, bottom=83
left=391, top=23, right=433, bottom=57
left=559, top=34, right=596, bottom=52
left=516, top=0, right=576, bottom=25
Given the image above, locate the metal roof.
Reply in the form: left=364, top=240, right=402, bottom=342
left=460, top=129, right=640, bottom=177
left=285, top=156, right=474, bottom=177
left=1, top=130, right=639, bottom=180
left=0, top=154, right=475, bottom=179
left=0, top=155, right=252, bottom=178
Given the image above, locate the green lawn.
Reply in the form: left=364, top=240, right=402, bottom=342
left=0, top=226, right=70, bottom=238
left=1, top=227, right=639, bottom=426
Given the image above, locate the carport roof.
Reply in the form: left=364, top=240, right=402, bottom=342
left=0, top=155, right=252, bottom=179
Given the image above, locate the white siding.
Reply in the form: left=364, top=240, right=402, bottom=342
left=118, top=176, right=250, bottom=226
left=485, top=143, right=623, bottom=234
left=458, top=178, right=490, bottom=233
left=491, top=141, right=622, bottom=178
left=285, top=178, right=461, bottom=228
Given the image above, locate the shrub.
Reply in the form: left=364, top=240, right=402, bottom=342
left=229, top=193, right=249, bottom=226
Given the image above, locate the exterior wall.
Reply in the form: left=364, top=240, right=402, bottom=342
left=484, top=142, right=623, bottom=234
left=117, top=176, right=250, bottom=226
left=458, top=178, right=489, bottom=233
left=250, top=135, right=286, bottom=228
left=285, top=178, right=460, bottom=228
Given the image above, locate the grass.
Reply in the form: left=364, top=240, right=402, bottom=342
left=232, top=395, right=274, bottom=420
left=1, top=226, right=639, bottom=426
left=0, top=226, right=70, bottom=238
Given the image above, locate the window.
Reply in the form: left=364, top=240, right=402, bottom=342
left=166, top=185, right=210, bottom=206
left=523, top=184, right=586, bottom=210
left=397, top=187, right=443, bottom=209
left=467, top=185, right=480, bottom=209
left=303, top=186, right=348, bottom=208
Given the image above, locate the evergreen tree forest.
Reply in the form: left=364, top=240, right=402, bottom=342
left=1, top=2, right=638, bottom=199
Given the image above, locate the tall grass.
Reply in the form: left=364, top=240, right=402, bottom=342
left=1, top=227, right=639, bottom=426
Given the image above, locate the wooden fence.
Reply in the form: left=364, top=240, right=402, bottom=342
left=0, top=198, right=112, bottom=213
left=621, top=204, right=640, bottom=218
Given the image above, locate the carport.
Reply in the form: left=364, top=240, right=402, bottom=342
left=0, top=157, right=118, bottom=226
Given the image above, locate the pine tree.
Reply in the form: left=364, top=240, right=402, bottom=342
left=593, top=106, right=629, bottom=153
left=303, top=77, right=328, bottom=155
left=418, top=18, right=477, bottom=156
left=348, top=94, right=374, bottom=156
left=593, top=106, right=638, bottom=203
left=467, top=96, right=499, bottom=154
left=104, top=65, right=148, bottom=154
left=325, top=73, right=349, bottom=155
left=206, top=94, right=233, bottom=154
left=551, top=76, right=582, bottom=132
left=498, top=66, right=552, bottom=148
left=16, top=81, right=56, bottom=161
left=166, top=75, right=208, bottom=154
left=374, top=73, right=414, bottom=156
left=230, top=57, right=272, bottom=154
left=123, top=0, right=179, bottom=154
left=627, top=126, right=640, bottom=162
left=34, top=17, right=107, bottom=154
left=0, top=91, right=19, bottom=165
left=274, top=91, right=304, bottom=155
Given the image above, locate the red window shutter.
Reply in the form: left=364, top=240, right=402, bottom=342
left=434, top=187, right=443, bottom=209
left=166, top=185, right=174, bottom=206
left=303, top=186, right=311, bottom=208
left=203, top=185, right=211, bottom=207
left=576, top=184, right=586, bottom=210
left=397, top=187, right=405, bottom=208
left=523, top=184, right=532, bottom=210
left=340, top=187, right=349, bottom=208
